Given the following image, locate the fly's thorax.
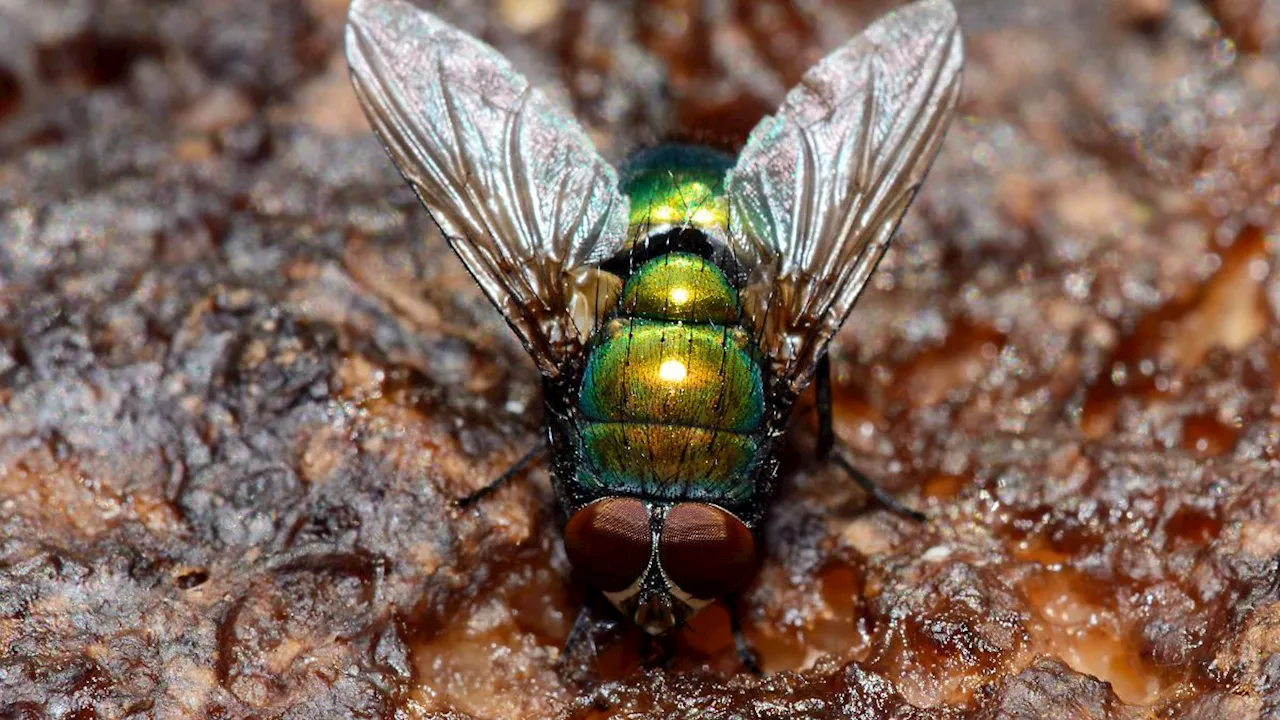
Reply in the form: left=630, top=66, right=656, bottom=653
left=624, top=171, right=728, bottom=235
left=562, top=497, right=756, bottom=634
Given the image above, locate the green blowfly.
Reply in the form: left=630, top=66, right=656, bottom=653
left=346, top=0, right=963, bottom=649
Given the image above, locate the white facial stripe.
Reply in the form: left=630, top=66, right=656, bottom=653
left=601, top=526, right=657, bottom=611
left=600, top=502, right=721, bottom=620
left=602, top=542, right=713, bottom=618
left=602, top=579, right=642, bottom=610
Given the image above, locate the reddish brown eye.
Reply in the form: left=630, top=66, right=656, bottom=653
left=658, top=503, right=756, bottom=600
left=563, top=497, right=653, bottom=592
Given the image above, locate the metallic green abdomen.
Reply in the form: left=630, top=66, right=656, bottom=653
left=577, top=253, right=764, bottom=503
left=580, top=320, right=762, bottom=430
left=579, top=424, right=757, bottom=502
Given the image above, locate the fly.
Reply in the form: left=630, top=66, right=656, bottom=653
left=346, top=0, right=963, bottom=659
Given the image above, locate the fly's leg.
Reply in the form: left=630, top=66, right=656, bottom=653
left=815, top=353, right=926, bottom=521
left=832, top=450, right=926, bottom=521
left=556, top=600, right=628, bottom=687
left=456, top=440, right=547, bottom=508
left=556, top=603, right=598, bottom=682
left=729, top=598, right=762, bottom=676
left=816, top=353, right=836, bottom=458
left=561, top=603, right=594, bottom=658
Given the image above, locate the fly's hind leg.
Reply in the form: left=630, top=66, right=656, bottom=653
left=456, top=439, right=547, bottom=508
left=814, top=353, right=926, bottom=522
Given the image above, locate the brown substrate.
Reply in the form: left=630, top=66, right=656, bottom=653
left=1, top=0, right=1278, bottom=717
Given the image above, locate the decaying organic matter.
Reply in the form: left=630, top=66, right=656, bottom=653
left=1, top=0, right=1278, bottom=718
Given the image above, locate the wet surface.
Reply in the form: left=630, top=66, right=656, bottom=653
left=1, top=0, right=1279, bottom=717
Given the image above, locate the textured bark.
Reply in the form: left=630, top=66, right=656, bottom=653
left=1, top=0, right=1278, bottom=717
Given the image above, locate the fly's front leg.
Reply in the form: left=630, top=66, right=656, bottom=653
left=556, top=602, right=598, bottom=682
left=728, top=598, right=762, bottom=676
left=456, top=439, right=547, bottom=508
left=814, top=352, right=926, bottom=521
left=555, top=598, right=630, bottom=687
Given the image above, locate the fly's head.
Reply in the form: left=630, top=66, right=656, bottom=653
left=561, top=497, right=756, bottom=634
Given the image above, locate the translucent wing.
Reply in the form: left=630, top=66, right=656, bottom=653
left=346, top=0, right=629, bottom=378
left=726, top=0, right=963, bottom=394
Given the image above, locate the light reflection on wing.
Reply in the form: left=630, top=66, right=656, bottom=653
left=726, top=0, right=964, bottom=393
left=346, top=0, right=629, bottom=377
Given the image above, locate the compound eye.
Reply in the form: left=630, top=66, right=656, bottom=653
left=563, top=497, right=653, bottom=592
left=658, top=503, right=755, bottom=600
